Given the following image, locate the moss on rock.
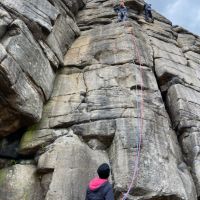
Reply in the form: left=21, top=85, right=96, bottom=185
left=19, top=124, right=37, bottom=150
left=0, top=169, right=7, bottom=186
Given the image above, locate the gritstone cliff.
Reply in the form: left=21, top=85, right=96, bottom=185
left=0, top=0, right=200, bottom=200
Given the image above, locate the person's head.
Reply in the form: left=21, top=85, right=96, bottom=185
left=97, top=163, right=110, bottom=179
left=120, top=0, right=125, bottom=7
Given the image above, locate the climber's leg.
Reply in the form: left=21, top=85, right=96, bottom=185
left=148, top=11, right=152, bottom=18
left=148, top=10, right=154, bottom=23
left=118, top=12, right=122, bottom=22
left=123, top=11, right=128, bottom=21
left=144, top=9, right=148, bottom=21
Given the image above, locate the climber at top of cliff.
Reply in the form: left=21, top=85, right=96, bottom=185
left=113, top=0, right=128, bottom=22
left=144, top=2, right=154, bottom=23
left=85, top=163, right=114, bottom=200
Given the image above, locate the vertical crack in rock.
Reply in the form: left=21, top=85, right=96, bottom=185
left=142, top=9, right=200, bottom=199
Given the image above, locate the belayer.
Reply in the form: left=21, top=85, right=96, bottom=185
left=85, top=163, right=114, bottom=200
left=113, top=0, right=128, bottom=22
left=144, top=2, right=154, bottom=23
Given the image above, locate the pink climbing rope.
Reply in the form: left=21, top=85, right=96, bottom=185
left=111, top=0, right=145, bottom=198
left=121, top=22, right=145, bottom=200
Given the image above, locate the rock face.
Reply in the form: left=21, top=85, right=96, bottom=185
left=0, top=0, right=85, bottom=136
left=0, top=0, right=200, bottom=200
left=0, top=164, right=41, bottom=200
left=38, top=134, right=109, bottom=200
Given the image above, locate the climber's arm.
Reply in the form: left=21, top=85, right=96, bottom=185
left=113, top=5, right=119, bottom=13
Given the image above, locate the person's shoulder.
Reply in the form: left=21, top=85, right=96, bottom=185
left=113, top=5, right=119, bottom=10
left=103, top=182, right=113, bottom=196
left=104, top=181, right=112, bottom=190
left=107, top=181, right=112, bottom=186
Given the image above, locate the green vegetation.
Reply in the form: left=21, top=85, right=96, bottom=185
left=22, top=190, right=30, bottom=200
left=10, top=160, right=17, bottom=165
left=0, top=169, right=6, bottom=186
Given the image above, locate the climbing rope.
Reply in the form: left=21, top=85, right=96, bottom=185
left=121, top=21, right=145, bottom=200
left=111, top=1, right=144, bottom=198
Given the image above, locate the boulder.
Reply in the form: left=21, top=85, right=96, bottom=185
left=0, top=19, right=56, bottom=136
left=0, top=43, right=43, bottom=136
left=46, top=15, right=80, bottom=65
left=177, top=33, right=196, bottom=49
left=59, top=0, right=86, bottom=14
left=184, top=51, right=200, bottom=65
left=0, top=164, right=42, bottom=200
left=19, top=128, right=69, bottom=155
left=2, top=19, right=55, bottom=101
left=155, top=58, right=200, bottom=92
left=37, top=134, right=110, bottom=200
left=0, top=7, right=12, bottom=38
left=0, top=0, right=87, bottom=136
left=0, top=0, right=59, bottom=32
left=167, top=84, right=200, bottom=196
left=151, top=37, right=187, bottom=65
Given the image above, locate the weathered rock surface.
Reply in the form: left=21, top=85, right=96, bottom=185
left=0, top=164, right=42, bottom=200
left=142, top=15, right=200, bottom=197
left=46, top=13, right=80, bottom=64
left=0, top=0, right=85, bottom=136
left=0, top=42, right=43, bottom=136
left=167, top=84, right=200, bottom=196
left=0, top=0, right=59, bottom=32
left=0, top=7, right=12, bottom=38
left=0, top=0, right=200, bottom=199
left=140, top=9, right=200, bottom=197
left=2, top=19, right=55, bottom=100
left=18, top=0, right=200, bottom=199
left=109, top=118, right=196, bottom=200
left=37, top=134, right=110, bottom=200
left=64, top=22, right=153, bottom=67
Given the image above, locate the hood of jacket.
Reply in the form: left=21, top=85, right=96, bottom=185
left=89, top=177, right=108, bottom=191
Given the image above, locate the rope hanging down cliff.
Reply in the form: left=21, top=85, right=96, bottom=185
left=121, top=22, right=144, bottom=200
left=112, top=0, right=144, bottom=199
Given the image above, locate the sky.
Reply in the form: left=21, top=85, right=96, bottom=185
left=147, top=0, right=200, bottom=36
